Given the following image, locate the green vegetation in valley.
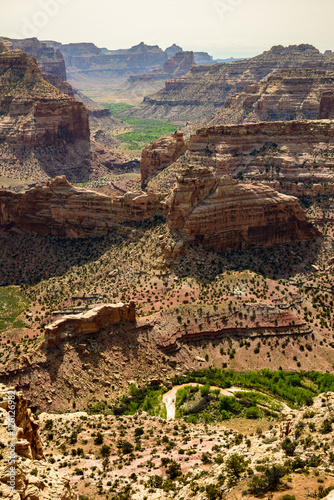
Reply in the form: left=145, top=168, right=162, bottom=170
left=102, top=102, right=178, bottom=149
left=0, top=286, right=29, bottom=332
left=112, top=384, right=167, bottom=418
left=172, top=368, right=334, bottom=408
left=175, top=384, right=281, bottom=424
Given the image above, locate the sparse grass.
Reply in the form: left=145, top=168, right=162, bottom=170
left=0, top=286, right=29, bottom=333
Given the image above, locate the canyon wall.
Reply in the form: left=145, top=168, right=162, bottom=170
left=0, top=176, right=164, bottom=238
left=144, top=120, right=334, bottom=197
left=319, top=90, right=334, bottom=119
left=167, top=165, right=320, bottom=252
left=141, top=131, right=186, bottom=186
left=0, top=45, right=89, bottom=147
left=123, top=44, right=334, bottom=123
left=209, top=68, right=334, bottom=125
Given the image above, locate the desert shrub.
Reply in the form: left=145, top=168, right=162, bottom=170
left=246, top=406, right=259, bottom=419
left=248, top=463, right=287, bottom=494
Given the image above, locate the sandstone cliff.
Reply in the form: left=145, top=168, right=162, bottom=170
left=167, top=165, right=320, bottom=253
left=0, top=46, right=89, bottom=147
left=123, top=44, right=334, bottom=124
left=319, top=90, right=334, bottom=119
left=145, top=120, right=334, bottom=197
left=141, top=131, right=186, bottom=186
left=0, top=384, right=76, bottom=499
left=44, top=302, right=136, bottom=347
left=0, top=176, right=164, bottom=238
left=0, top=36, right=67, bottom=80
left=0, top=45, right=137, bottom=183
left=209, top=68, right=334, bottom=125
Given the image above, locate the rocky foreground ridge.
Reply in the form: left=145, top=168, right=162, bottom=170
left=143, top=119, right=334, bottom=198
left=124, top=44, right=334, bottom=123
left=0, top=384, right=76, bottom=499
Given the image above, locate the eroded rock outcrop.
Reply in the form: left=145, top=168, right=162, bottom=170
left=167, top=165, right=320, bottom=252
left=141, top=131, right=186, bottom=186
left=145, top=120, right=334, bottom=197
left=209, top=68, right=334, bottom=125
left=123, top=44, right=334, bottom=123
left=0, top=37, right=67, bottom=80
left=0, top=384, right=76, bottom=499
left=0, top=176, right=165, bottom=238
left=44, top=302, right=136, bottom=347
left=319, top=90, right=334, bottom=119
left=0, top=46, right=89, bottom=147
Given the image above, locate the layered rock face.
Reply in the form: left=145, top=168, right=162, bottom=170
left=167, top=165, right=320, bottom=252
left=123, top=44, right=334, bottom=123
left=145, top=120, right=334, bottom=196
left=44, top=302, right=136, bottom=347
left=127, top=51, right=194, bottom=84
left=209, top=69, right=334, bottom=125
left=0, top=384, right=76, bottom=499
left=319, top=90, right=334, bottom=119
left=0, top=36, right=67, bottom=80
left=0, top=46, right=89, bottom=147
left=0, top=176, right=164, bottom=238
left=141, top=131, right=186, bottom=186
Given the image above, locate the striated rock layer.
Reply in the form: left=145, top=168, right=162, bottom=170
left=123, top=44, right=334, bottom=123
left=141, top=131, right=186, bottom=186
left=0, top=176, right=164, bottom=238
left=145, top=120, right=334, bottom=197
left=167, top=165, right=320, bottom=252
left=0, top=45, right=89, bottom=146
left=44, top=302, right=136, bottom=347
left=319, top=90, right=334, bottom=119
left=209, top=68, right=334, bottom=125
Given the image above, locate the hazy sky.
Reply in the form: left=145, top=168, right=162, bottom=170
left=1, top=0, right=333, bottom=58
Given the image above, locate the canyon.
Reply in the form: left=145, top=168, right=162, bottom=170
left=123, top=44, right=334, bottom=124
left=208, top=68, right=334, bottom=125
left=0, top=43, right=138, bottom=183
left=143, top=120, right=334, bottom=198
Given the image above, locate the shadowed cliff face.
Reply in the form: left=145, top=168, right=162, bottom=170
left=167, top=165, right=320, bottom=253
left=319, top=90, right=334, bottom=119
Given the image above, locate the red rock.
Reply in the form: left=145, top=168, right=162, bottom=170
left=44, top=302, right=136, bottom=347
left=141, top=131, right=186, bottom=186
left=167, top=165, right=320, bottom=252
left=0, top=176, right=165, bottom=238
left=319, top=90, right=334, bottom=119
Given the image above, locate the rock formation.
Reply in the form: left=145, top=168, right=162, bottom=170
left=127, top=51, right=194, bottom=84
left=0, top=176, right=165, bottom=238
left=0, top=384, right=76, bottom=498
left=0, top=44, right=137, bottom=183
left=144, top=120, right=334, bottom=197
left=0, top=45, right=89, bottom=146
left=44, top=302, right=136, bottom=347
left=141, top=131, right=186, bottom=186
left=123, top=44, right=334, bottom=123
left=209, top=68, right=334, bottom=125
left=167, top=165, right=320, bottom=252
left=0, top=36, right=67, bottom=80
left=319, top=90, right=334, bottom=119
